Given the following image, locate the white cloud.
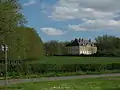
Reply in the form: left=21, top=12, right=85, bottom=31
left=69, top=19, right=120, bottom=31
left=50, top=0, right=120, bottom=21
left=49, top=0, right=120, bottom=32
left=41, top=27, right=67, bottom=35
left=23, top=0, right=36, bottom=6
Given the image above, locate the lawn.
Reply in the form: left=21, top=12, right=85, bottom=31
left=1, top=76, right=120, bottom=90
left=1, top=56, right=120, bottom=80
left=28, top=56, right=120, bottom=64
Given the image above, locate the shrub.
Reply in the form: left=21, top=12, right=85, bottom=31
left=1, top=63, right=120, bottom=77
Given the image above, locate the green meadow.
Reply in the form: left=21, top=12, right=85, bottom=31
left=28, top=56, right=120, bottom=64
left=1, top=76, right=120, bottom=90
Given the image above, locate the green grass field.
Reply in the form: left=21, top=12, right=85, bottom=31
left=28, top=56, right=120, bottom=64
left=1, top=76, right=120, bottom=90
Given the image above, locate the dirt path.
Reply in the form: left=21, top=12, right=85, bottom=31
left=0, top=73, right=120, bottom=86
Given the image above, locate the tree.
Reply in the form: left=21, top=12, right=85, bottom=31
left=0, top=0, right=25, bottom=39
left=44, top=40, right=58, bottom=56
left=0, top=1, right=44, bottom=60
left=20, top=27, right=44, bottom=60
left=95, top=35, right=120, bottom=56
left=0, top=0, right=26, bottom=60
left=8, top=27, right=45, bottom=60
left=44, top=40, right=69, bottom=56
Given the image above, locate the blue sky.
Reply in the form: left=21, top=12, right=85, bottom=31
left=20, top=0, right=120, bottom=42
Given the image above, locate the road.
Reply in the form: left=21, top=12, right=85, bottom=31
left=0, top=73, right=120, bottom=86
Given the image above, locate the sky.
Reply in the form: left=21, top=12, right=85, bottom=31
left=20, top=0, right=120, bottom=42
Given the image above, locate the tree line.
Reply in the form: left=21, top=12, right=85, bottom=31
left=95, top=35, right=120, bottom=57
left=1, top=0, right=120, bottom=78
left=44, top=35, right=120, bottom=57
left=0, top=0, right=44, bottom=61
left=0, top=0, right=120, bottom=62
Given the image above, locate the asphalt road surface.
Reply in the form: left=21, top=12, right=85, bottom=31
left=0, top=73, right=120, bottom=86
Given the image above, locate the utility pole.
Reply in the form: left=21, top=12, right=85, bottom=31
left=1, top=44, right=8, bottom=86
left=5, top=45, right=8, bottom=86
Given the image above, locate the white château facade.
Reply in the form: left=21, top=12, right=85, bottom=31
left=66, top=38, right=97, bottom=55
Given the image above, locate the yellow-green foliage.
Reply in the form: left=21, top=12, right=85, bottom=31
left=0, top=27, right=44, bottom=60
left=14, top=27, right=45, bottom=60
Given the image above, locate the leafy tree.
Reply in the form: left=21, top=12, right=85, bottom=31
left=19, top=27, right=44, bottom=60
left=0, top=0, right=44, bottom=60
left=0, top=0, right=25, bottom=39
left=0, top=0, right=26, bottom=60
left=44, top=40, right=69, bottom=56
left=95, top=35, right=120, bottom=56
left=44, top=40, right=58, bottom=56
left=8, top=27, right=45, bottom=60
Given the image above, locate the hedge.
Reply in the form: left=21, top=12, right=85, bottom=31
left=0, top=63, right=120, bottom=77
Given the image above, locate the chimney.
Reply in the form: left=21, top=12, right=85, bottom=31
left=79, top=38, right=81, bottom=42
left=81, top=38, right=83, bottom=41
left=89, top=39, right=91, bottom=42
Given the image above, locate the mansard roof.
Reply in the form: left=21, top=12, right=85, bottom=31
left=66, top=38, right=94, bottom=47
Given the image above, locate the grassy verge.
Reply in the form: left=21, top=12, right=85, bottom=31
left=1, top=56, right=120, bottom=80
left=0, top=70, right=120, bottom=80
left=1, top=76, right=120, bottom=90
left=20, top=70, right=120, bottom=78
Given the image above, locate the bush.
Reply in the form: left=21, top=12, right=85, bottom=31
left=1, top=62, right=120, bottom=77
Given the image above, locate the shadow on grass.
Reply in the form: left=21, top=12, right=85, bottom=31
left=103, top=87, right=120, bottom=90
left=0, top=86, right=22, bottom=90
